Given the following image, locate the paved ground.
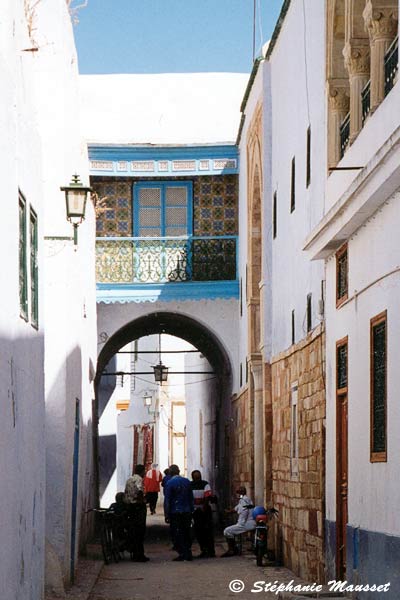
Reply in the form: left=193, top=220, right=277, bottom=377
left=83, top=514, right=320, bottom=600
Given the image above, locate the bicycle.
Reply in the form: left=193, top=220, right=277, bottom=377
left=87, top=508, right=121, bottom=564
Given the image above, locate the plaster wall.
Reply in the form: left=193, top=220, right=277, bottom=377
left=98, top=334, right=217, bottom=506
left=268, top=0, right=326, bottom=357
left=0, top=3, right=46, bottom=599
left=30, top=0, right=97, bottom=586
left=97, top=298, right=239, bottom=391
left=325, top=190, right=400, bottom=537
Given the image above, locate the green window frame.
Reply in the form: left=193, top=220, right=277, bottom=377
left=30, top=208, right=38, bottom=327
left=370, top=311, right=387, bottom=462
left=19, top=192, right=28, bottom=320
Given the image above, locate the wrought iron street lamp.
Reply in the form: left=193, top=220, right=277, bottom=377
left=153, top=360, right=169, bottom=383
left=60, top=174, right=92, bottom=245
left=143, top=391, right=153, bottom=407
left=143, top=391, right=159, bottom=419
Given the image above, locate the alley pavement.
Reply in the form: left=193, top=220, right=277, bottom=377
left=63, top=513, right=344, bottom=600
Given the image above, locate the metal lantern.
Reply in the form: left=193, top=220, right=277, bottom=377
left=153, top=360, right=169, bottom=383
left=143, top=392, right=153, bottom=407
left=60, top=174, right=92, bottom=244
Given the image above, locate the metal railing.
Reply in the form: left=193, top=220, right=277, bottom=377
left=361, top=80, right=371, bottom=125
left=339, top=112, right=350, bottom=158
left=96, top=235, right=238, bottom=284
left=384, top=36, right=398, bottom=97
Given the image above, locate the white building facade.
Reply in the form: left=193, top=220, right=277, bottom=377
left=305, top=0, right=400, bottom=592
left=0, top=2, right=97, bottom=598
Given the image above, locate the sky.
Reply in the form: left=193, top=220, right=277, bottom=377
left=72, top=0, right=284, bottom=75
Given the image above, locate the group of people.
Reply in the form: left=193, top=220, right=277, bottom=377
left=113, top=462, right=256, bottom=563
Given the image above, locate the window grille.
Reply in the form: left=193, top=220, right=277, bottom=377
left=19, top=192, right=28, bottom=320
left=370, top=312, right=387, bottom=461
left=336, top=244, right=348, bottom=306
left=30, top=209, right=38, bottom=327
left=290, top=157, right=296, bottom=212
left=337, top=343, right=348, bottom=390
left=291, top=309, right=295, bottom=345
left=307, top=293, right=312, bottom=333
left=306, top=127, right=311, bottom=187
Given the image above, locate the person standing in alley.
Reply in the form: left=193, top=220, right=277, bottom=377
left=164, top=464, right=194, bottom=561
left=190, top=470, right=216, bottom=558
left=144, top=463, right=163, bottom=514
left=161, top=467, right=171, bottom=489
left=124, top=464, right=150, bottom=562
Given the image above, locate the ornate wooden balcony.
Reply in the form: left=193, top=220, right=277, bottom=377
left=96, top=235, right=238, bottom=285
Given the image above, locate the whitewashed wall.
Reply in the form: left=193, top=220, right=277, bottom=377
left=0, top=3, right=45, bottom=599
left=0, top=0, right=96, bottom=596
left=98, top=334, right=218, bottom=506
left=30, top=0, right=97, bottom=589
left=267, top=0, right=326, bottom=357
left=97, top=298, right=239, bottom=389
left=325, top=191, right=400, bottom=536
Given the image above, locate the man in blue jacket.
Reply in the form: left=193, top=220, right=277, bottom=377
left=164, top=464, right=194, bottom=561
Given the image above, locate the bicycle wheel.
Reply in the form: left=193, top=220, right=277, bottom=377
left=101, top=524, right=113, bottom=564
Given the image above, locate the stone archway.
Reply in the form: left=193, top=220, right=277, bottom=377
left=246, top=104, right=267, bottom=505
left=94, top=310, right=233, bottom=506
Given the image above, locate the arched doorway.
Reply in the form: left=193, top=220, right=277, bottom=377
left=94, top=311, right=233, bottom=508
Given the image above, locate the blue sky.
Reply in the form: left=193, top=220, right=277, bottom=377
left=73, top=0, right=284, bottom=75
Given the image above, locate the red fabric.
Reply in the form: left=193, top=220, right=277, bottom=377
left=144, top=469, right=162, bottom=493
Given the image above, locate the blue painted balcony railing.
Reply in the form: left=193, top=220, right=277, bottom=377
left=96, top=235, right=238, bottom=284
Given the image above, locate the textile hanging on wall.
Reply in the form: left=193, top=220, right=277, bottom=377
left=132, top=424, right=154, bottom=474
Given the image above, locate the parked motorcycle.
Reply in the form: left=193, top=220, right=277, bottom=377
left=252, top=506, right=279, bottom=566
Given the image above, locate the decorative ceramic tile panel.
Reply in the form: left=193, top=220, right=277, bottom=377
left=193, top=175, right=238, bottom=236
left=92, top=179, right=132, bottom=236
left=93, top=174, right=238, bottom=238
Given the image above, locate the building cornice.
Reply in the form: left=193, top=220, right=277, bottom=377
left=303, top=122, right=400, bottom=259
left=88, top=144, right=239, bottom=178
left=265, top=0, right=292, bottom=60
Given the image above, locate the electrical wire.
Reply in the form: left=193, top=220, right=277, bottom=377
left=257, top=0, right=264, bottom=55
left=127, top=373, right=218, bottom=388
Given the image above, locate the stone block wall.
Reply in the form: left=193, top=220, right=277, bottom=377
left=271, top=326, right=326, bottom=582
left=230, top=388, right=253, bottom=496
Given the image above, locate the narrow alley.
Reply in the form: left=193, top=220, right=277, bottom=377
left=3, top=1, right=400, bottom=599
left=64, top=516, right=324, bottom=600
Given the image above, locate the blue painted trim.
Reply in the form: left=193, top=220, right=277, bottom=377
left=70, top=399, right=80, bottom=582
left=96, top=280, right=239, bottom=303
left=133, top=181, right=193, bottom=237
left=88, top=144, right=239, bottom=177
left=98, top=235, right=236, bottom=241
left=89, top=144, right=238, bottom=161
